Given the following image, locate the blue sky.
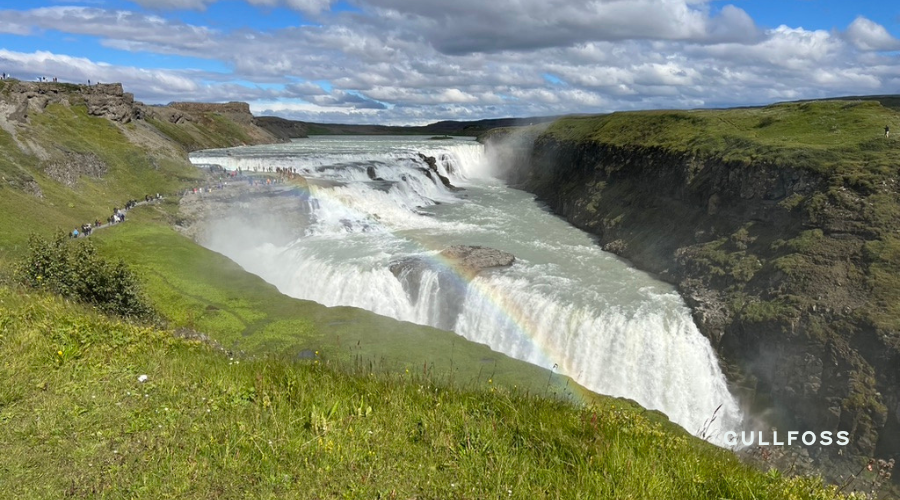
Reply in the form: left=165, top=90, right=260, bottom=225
left=0, top=0, right=898, bottom=124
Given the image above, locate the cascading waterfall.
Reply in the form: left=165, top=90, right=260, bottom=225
left=191, top=136, right=744, bottom=445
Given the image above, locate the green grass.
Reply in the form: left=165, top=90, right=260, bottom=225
left=90, top=205, right=574, bottom=395
left=0, top=103, right=205, bottom=267
left=0, top=287, right=857, bottom=499
left=146, top=112, right=256, bottom=151
left=544, top=100, right=900, bottom=176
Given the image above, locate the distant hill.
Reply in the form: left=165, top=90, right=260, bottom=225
left=254, top=115, right=560, bottom=138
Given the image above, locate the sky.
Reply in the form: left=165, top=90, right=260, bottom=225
left=0, top=0, right=898, bottom=125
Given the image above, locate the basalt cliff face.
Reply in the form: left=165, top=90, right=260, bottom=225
left=485, top=118, right=900, bottom=474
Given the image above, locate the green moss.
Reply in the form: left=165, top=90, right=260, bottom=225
left=740, top=298, right=798, bottom=324
left=863, top=236, right=900, bottom=331
left=773, top=254, right=812, bottom=279
left=787, top=229, right=825, bottom=253
left=691, top=238, right=761, bottom=283
left=731, top=255, right=762, bottom=282
left=778, top=193, right=805, bottom=211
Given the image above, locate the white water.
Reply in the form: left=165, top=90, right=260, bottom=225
left=191, top=136, right=744, bottom=444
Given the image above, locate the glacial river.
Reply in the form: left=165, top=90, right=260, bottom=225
left=190, top=136, right=743, bottom=444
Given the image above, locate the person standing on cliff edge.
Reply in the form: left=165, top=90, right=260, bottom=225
left=886, top=125, right=890, bottom=138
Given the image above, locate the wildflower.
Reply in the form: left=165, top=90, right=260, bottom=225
left=137, top=374, right=148, bottom=383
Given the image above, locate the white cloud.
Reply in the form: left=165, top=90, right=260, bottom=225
left=129, top=0, right=214, bottom=9
left=132, top=0, right=335, bottom=15
left=353, top=0, right=760, bottom=55
left=0, top=3, right=897, bottom=124
left=844, top=16, right=900, bottom=52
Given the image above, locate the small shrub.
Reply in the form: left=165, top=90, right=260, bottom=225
left=755, top=116, right=777, bottom=128
left=15, top=232, right=157, bottom=321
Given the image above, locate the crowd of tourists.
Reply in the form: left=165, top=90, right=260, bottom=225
left=70, top=193, right=162, bottom=239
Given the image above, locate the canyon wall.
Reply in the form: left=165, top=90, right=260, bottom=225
left=485, top=123, right=900, bottom=473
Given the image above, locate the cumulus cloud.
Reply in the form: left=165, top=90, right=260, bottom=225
left=0, top=7, right=217, bottom=53
left=352, top=0, right=760, bottom=54
left=308, top=89, right=386, bottom=109
left=129, top=0, right=215, bottom=9
left=132, top=0, right=335, bottom=15
left=844, top=16, right=900, bottom=51
left=0, top=3, right=898, bottom=124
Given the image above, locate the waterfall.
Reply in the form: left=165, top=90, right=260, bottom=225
left=195, top=137, right=744, bottom=445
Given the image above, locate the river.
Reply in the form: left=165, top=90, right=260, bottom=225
left=190, top=135, right=744, bottom=445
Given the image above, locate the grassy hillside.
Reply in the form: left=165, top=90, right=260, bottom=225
left=0, top=103, right=204, bottom=267
left=545, top=100, right=899, bottom=179
left=0, top=287, right=857, bottom=499
left=0, top=81, right=879, bottom=496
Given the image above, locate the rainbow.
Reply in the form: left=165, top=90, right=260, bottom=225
left=269, top=172, right=599, bottom=404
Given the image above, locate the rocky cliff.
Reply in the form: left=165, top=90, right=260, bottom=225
left=0, top=81, right=141, bottom=124
left=0, top=79, right=281, bottom=204
left=253, top=116, right=310, bottom=140
left=0, top=80, right=281, bottom=153
left=484, top=103, right=900, bottom=476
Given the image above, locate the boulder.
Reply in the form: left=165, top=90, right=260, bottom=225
left=439, top=245, right=515, bottom=275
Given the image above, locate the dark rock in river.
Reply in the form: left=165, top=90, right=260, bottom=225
left=439, top=245, right=515, bottom=275
left=388, top=256, right=466, bottom=330
left=417, top=153, right=460, bottom=191
left=366, top=165, right=385, bottom=181
left=388, top=246, right=514, bottom=329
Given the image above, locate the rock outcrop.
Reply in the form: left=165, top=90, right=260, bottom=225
left=391, top=245, right=514, bottom=280
left=439, top=245, right=515, bottom=275
left=85, top=83, right=139, bottom=122
left=0, top=79, right=283, bottom=192
left=43, top=152, right=107, bottom=186
left=417, top=153, right=458, bottom=190
left=388, top=246, right=514, bottom=330
left=1, top=81, right=140, bottom=124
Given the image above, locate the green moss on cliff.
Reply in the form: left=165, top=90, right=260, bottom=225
left=863, top=237, right=900, bottom=335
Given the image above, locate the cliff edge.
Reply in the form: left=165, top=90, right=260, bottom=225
left=485, top=100, right=900, bottom=476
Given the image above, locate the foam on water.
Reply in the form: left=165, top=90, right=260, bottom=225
left=195, top=136, right=744, bottom=444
